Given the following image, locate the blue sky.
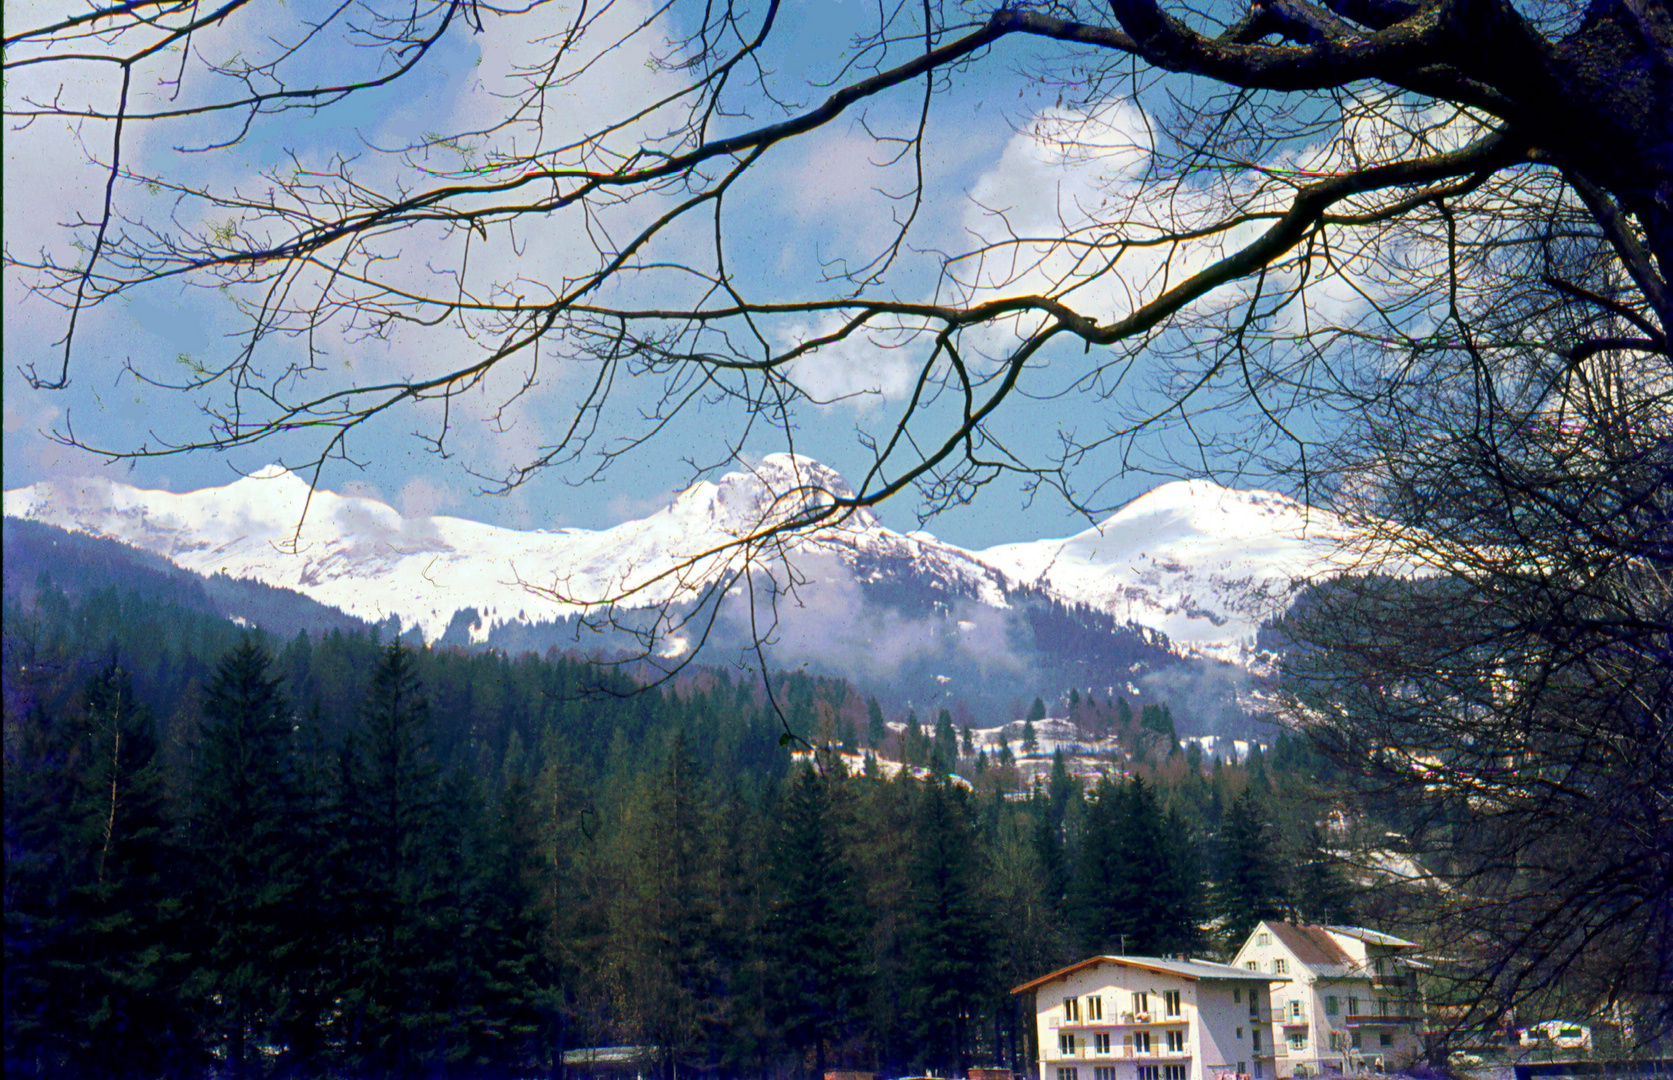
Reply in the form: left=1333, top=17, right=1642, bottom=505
left=4, top=0, right=1283, bottom=548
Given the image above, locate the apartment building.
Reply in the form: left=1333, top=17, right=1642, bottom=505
left=1231, top=923, right=1427, bottom=1078
left=1013, top=956, right=1284, bottom=1080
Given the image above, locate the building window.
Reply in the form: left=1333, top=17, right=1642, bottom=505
left=1237, top=1028, right=1243, bottom=1039
left=1379, top=1033, right=1394, bottom=1048
left=1094, top=1034, right=1111, bottom=1054
left=1134, top=992, right=1150, bottom=1016
left=1095, top=1068, right=1116, bottom=1080
left=1059, top=1069, right=1079, bottom=1080
left=1254, top=1063, right=1264, bottom=1079
left=1348, top=997, right=1359, bottom=1016
left=1252, top=1031, right=1262, bottom=1051
left=1290, top=1001, right=1303, bottom=1021
left=1060, top=1034, right=1077, bottom=1057
left=1273, top=959, right=1289, bottom=975
left=1239, top=1063, right=1248, bottom=1076
left=1166, top=1031, right=1185, bottom=1053
left=1245, top=962, right=1258, bottom=971
left=1089, top=996, right=1104, bottom=1021
left=1066, top=997, right=1082, bottom=1022
left=1325, top=996, right=1339, bottom=1016
left=1164, top=991, right=1182, bottom=1017
left=1165, top=1067, right=1188, bottom=1080
left=1352, top=1034, right=1362, bottom=1051
left=1234, top=988, right=1242, bottom=1003
left=1135, top=1032, right=1152, bottom=1054
left=1250, top=996, right=1260, bottom=1019
left=1289, top=1033, right=1308, bottom=1051
left=1139, top=1068, right=1160, bottom=1080
left=1258, top=933, right=1271, bottom=946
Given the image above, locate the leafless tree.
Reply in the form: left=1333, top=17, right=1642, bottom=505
left=7, top=0, right=1670, bottom=1038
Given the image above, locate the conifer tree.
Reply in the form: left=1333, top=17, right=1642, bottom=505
left=768, top=763, right=867, bottom=1077
left=866, top=697, right=887, bottom=748
left=612, top=731, right=726, bottom=1080
left=8, top=664, right=192, bottom=1078
left=188, top=638, right=307, bottom=1078
left=455, top=774, right=551, bottom=1071
left=932, top=709, right=957, bottom=774
left=3, top=699, right=69, bottom=1074
left=1069, top=774, right=1141, bottom=955
left=904, top=709, right=923, bottom=765
left=1216, top=788, right=1289, bottom=946
left=1289, top=824, right=1355, bottom=926
left=1151, top=807, right=1205, bottom=956
left=905, top=779, right=993, bottom=1077
left=332, top=640, right=455, bottom=1074
left=1021, top=716, right=1037, bottom=753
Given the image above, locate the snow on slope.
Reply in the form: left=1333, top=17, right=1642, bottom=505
left=975, top=480, right=1357, bottom=661
left=2, top=456, right=1005, bottom=644
left=4, top=461, right=1367, bottom=659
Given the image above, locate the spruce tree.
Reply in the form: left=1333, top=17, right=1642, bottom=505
left=1290, top=824, right=1355, bottom=926
left=1031, top=757, right=1075, bottom=916
left=11, top=664, right=192, bottom=1078
left=188, top=638, right=307, bottom=1078
left=866, top=696, right=887, bottom=748
left=612, top=731, right=726, bottom=1080
left=904, top=709, right=922, bottom=765
left=905, top=779, right=992, bottom=1077
left=1068, top=774, right=1138, bottom=955
left=1216, top=788, right=1289, bottom=945
left=768, top=764, right=866, bottom=1077
left=932, top=709, right=957, bottom=774
left=1151, top=807, right=1205, bottom=956
left=332, top=640, right=455, bottom=1074
left=455, top=774, right=551, bottom=1071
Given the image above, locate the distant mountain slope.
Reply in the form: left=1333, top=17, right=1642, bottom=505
left=3, top=518, right=374, bottom=640
left=3, top=458, right=1370, bottom=731
left=3, top=458, right=1354, bottom=655
left=2, top=456, right=1011, bottom=644
left=978, top=480, right=1353, bottom=662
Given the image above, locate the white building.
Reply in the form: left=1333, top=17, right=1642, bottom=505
left=1013, top=955, right=1284, bottom=1080
left=1230, top=923, right=1427, bottom=1078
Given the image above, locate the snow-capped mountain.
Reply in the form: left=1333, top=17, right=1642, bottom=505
left=2, top=455, right=1356, bottom=662
left=979, top=480, right=1355, bottom=662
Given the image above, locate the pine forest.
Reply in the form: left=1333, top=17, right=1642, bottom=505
left=5, top=581, right=1371, bottom=1079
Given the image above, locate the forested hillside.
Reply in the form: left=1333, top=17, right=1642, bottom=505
left=4, top=582, right=1354, bottom=1079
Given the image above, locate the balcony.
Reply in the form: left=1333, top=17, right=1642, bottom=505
left=1281, top=1019, right=1309, bottom=1029
left=1046, top=1045, right=1190, bottom=1061
left=1369, top=975, right=1412, bottom=990
left=1344, top=1015, right=1412, bottom=1028
left=1052, top=1014, right=1176, bottom=1029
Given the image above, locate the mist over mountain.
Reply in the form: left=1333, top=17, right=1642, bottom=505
left=3, top=456, right=1360, bottom=734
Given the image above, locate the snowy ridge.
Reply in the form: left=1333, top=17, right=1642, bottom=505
left=977, top=481, right=1363, bottom=662
left=4, top=459, right=1364, bottom=658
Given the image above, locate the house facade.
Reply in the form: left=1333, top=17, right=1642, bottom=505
left=1013, top=956, right=1284, bottom=1080
left=1230, top=923, right=1427, bottom=1078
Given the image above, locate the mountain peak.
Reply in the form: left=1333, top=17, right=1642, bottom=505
left=668, top=454, right=870, bottom=536
left=5, top=462, right=1355, bottom=660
